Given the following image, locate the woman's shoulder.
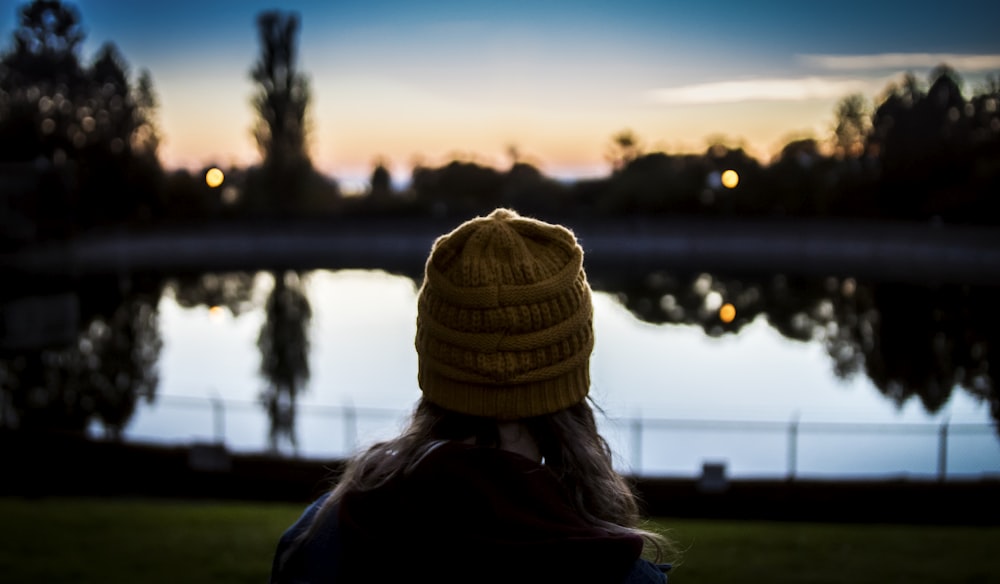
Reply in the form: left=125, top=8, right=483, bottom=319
left=622, top=560, right=671, bottom=584
left=269, top=493, right=341, bottom=584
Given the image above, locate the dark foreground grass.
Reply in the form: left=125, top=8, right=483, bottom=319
left=0, top=496, right=997, bottom=584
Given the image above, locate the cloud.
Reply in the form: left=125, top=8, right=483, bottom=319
left=646, top=53, right=1000, bottom=106
left=799, top=53, right=1000, bottom=71
left=645, top=77, right=870, bottom=105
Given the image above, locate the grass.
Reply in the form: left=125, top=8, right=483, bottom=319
left=0, top=496, right=997, bottom=584
left=656, top=518, right=999, bottom=583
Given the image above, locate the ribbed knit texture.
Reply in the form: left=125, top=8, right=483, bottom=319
left=415, top=208, right=594, bottom=419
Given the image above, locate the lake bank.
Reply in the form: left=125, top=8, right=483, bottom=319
left=3, top=429, right=997, bottom=526
left=4, top=215, right=1000, bottom=286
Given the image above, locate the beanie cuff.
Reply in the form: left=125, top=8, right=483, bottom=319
left=419, top=366, right=590, bottom=420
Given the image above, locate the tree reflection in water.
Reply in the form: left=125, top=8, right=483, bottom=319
left=1, top=273, right=163, bottom=439
left=590, top=269, right=998, bottom=439
left=168, top=271, right=258, bottom=318
left=257, top=271, right=312, bottom=454
left=1, top=268, right=996, bottom=445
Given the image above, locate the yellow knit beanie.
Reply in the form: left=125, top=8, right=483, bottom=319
left=415, top=208, right=594, bottom=419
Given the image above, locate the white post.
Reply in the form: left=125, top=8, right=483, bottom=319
left=210, top=392, right=225, bottom=446
left=937, top=418, right=949, bottom=482
left=787, top=414, right=799, bottom=480
left=631, top=416, right=643, bottom=476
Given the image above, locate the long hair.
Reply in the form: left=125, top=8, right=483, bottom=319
left=300, top=397, right=672, bottom=561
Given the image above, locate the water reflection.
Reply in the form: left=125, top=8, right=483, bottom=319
left=1, top=273, right=163, bottom=439
left=169, top=271, right=257, bottom=317
left=591, top=269, right=997, bottom=433
left=1, top=267, right=997, bottom=447
left=257, top=271, right=312, bottom=453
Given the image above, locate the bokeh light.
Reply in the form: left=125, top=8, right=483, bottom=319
left=205, top=167, right=225, bottom=188
left=721, top=169, right=739, bottom=189
left=719, top=302, right=736, bottom=323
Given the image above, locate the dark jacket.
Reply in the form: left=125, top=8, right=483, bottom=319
left=271, top=441, right=669, bottom=583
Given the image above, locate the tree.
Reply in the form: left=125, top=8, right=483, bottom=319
left=76, top=41, right=164, bottom=226
left=369, top=157, right=392, bottom=199
left=606, top=129, right=642, bottom=173
left=0, top=0, right=86, bottom=163
left=832, top=93, right=870, bottom=159
left=131, top=69, right=160, bottom=158
left=3, top=0, right=84, bottom=88
left=244, top=10, right=340, bottom=215
left=251, top=10, right=310, bottom=166
left=0, top=1, right=165, bottom=231
left=866, top=66, right=986, bottom=222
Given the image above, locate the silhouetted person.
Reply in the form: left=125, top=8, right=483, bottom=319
left=270, top=208, right=674, bottom=583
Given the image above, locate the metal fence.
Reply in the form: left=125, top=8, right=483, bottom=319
left=125, top=394, right=1000, bottom=481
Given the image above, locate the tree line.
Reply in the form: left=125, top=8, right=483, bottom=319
left=2, top=0, right=999, bottom=245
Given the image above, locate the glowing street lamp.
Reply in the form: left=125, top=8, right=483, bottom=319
left=720, top=169, right=739, bottom=189
left=205, top=167, right=225, bottom=188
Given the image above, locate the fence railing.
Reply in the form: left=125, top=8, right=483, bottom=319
left=125, top=394, right=1000, bottom=481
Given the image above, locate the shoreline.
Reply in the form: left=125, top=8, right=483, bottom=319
left=5, top=215, right=1000, bottom=287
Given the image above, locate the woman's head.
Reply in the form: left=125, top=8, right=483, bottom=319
left=414, top=208, right=594, bottom=420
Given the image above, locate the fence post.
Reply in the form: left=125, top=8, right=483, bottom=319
left=787, top=415, right=799, bottom=480
left=630, top=416, right=643, bottom=475
left=344, top=402, right=357, bottom=454
left=210, top=392, right=225, bottom=445
left=937, top=418, right=949, bottom=482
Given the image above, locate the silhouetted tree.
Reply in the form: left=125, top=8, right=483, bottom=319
left=251, top=11, right=309, bottom=168
left=132, top=69, right=161, bottom=159
left=0, top=0, right=164, bottom=233
left=863, top=66, right=997, bottom=224
left=765, top=138, right=841, bottom=216
left=369, top=157, right=392, bottom=200
left=500, top=161, right=568, bottom=216
left=2, top=0, right=84, bottom=89
left=832, top=93, right=871, bottom=159
left=0, top=0, right=87, bottom=233
left=243, top=10, right=340, bottom=215
left=77, top=42, right=159, bottom=225
left=600, top=152, right=697, bottom=215
left=606, top=129, right=642, bottom=173
left=411, top=160, right=505, bottom=217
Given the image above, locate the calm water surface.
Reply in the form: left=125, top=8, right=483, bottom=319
left=125, top=269, right=1000, bottom=479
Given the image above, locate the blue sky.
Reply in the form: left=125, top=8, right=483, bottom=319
left=2, top=0, right=999, bottom=189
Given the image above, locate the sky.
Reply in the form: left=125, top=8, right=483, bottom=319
left=3, top=0, right=1000, bottom=191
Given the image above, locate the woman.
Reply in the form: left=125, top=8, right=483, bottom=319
left=270, top=208, right=675, bottom=583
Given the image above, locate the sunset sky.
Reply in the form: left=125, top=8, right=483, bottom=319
left=2, top=0, right=999, bottom=190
